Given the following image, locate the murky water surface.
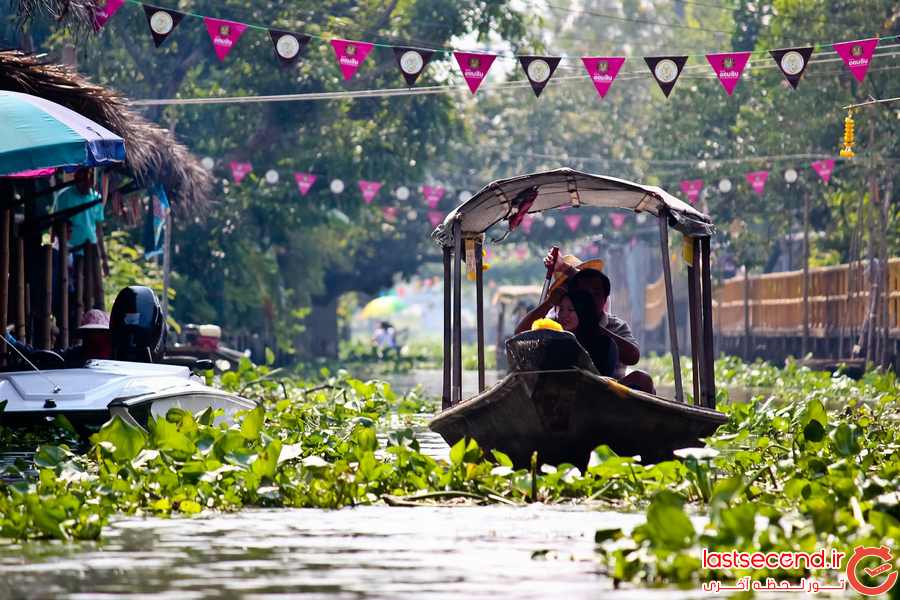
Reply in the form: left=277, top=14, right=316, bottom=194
left=0, top=370, right=716, bottom=599
left=0, top=506, right=665, bottom=599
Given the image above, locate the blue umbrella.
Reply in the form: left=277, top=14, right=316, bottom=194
left=0, top=90, right=126, bottom=176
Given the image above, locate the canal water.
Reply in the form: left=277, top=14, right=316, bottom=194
left=0, top=369, right=729, bottom=599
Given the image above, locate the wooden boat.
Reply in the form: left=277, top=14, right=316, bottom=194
left=431, top=330, right=726, bottom=466
left=428, top=168, right=727, bottom=466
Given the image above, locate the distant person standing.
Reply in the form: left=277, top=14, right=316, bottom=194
left=372, top=321, right=397, bottom=359
left=53, top=168, right=108, bottom=310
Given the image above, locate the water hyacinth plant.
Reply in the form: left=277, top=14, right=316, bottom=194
left=0, top=357, right=897, bottom=593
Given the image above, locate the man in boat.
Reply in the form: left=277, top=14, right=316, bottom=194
left=515, top=254, right=655, bottom=394
left=62, top=309, right=113, bottom=365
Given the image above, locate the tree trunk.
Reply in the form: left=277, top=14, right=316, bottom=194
left=300, top=297, right=339, bottom=359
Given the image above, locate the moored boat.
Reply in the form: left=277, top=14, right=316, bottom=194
left=428, top=168, right=727, bottom=466
left=430, top=330, right=726, bottom=466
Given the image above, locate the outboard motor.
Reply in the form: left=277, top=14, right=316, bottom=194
left=110, top=286, right=166, bottom=363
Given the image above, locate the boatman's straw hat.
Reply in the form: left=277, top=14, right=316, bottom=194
left=548, top=255, right=610, bottom=295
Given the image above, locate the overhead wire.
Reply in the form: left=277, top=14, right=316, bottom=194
left=129, top=46, right=900, bottom=106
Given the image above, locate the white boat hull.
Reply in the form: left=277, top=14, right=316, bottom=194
left=0, top=359, right=257, bottom=434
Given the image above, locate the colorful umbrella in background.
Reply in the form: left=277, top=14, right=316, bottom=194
left=0, top=90, right=125, bottom=175
left=358, top=295, right=408, bottom=319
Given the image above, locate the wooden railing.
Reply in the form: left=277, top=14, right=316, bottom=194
left=645, top=258, right=900, bottom=338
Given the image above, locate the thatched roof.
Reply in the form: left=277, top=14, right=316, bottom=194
left=11, top=0, right=100, bottom=38
left=0, top=50, right=211, bottom=214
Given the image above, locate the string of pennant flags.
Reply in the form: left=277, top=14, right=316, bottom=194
left=222, top=157, right=838, bottom=231
left=88, top=0, right=898, bottom=100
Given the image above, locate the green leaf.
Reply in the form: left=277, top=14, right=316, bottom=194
left=449, top=438, right=466, bottom=466
left=265, top=347, right=275, bottom=366
left=148, top=417, right=196, bottom=457
left=34, top=445, right=70, bottom=469
left=90, top=415, right=147, bottom=462
left=491, top=449, right=513, bottom=468
left=644, top=491, right=695, bottom=550
left=240, top=405, right=265, bottom=440
left=831, top=423, right=860, bottom=457
left=804, top=420, right=826, bottom=442
left=178, top=500, right=202, bottom=514
left=354, top=426, right=377, bottom=453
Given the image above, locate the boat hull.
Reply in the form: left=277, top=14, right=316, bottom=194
left=0, top=360, right=257, bottom=437
left=429, top=368, right=727, bottom=467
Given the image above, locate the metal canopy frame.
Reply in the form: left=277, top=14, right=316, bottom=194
left=439, top=209, right=718, bottom=413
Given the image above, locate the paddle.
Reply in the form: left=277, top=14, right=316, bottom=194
left=539, top=246, right=559, bottom=303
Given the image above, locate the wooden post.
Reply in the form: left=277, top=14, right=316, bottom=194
left=41, top=243, right=52, bottom=349
left=496, top=302, right=506, bottom=371
left=743, top=266, right=751, bottom=360
left=686, top=237, right=702, bottom=405
left=452, top=221, right=463, bottom=405
left=801, top=192, right=810, bottom=356
left=83, top=245, right=94, bottom=312
left=657, top=210, right=684, bottom=403
left=700, top=237, right=717, bottom=409
left=15, top=234, right=25, bottom=340
left=0, top=205, right=9, bottom=364
left=55, top=222, right=69, bottom=348
left=474, top=239, right=486, bottom=393
left=91, top=242, right=104, bottom=310
left=162, top=210, right=171, bottom=318
left=442, top=245, right=452, bottom=410
left=74, top=253, right=84, bottom=332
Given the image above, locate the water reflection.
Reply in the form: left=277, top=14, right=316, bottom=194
left=1, top=506, right=649, bottom=599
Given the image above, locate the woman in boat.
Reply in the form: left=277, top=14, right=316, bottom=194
left=556, top=290, right=619, bottom=377
left=517, top=253, right=656, bottom=394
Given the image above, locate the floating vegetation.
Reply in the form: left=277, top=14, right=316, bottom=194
left=0, top=357, right=898, bottom=595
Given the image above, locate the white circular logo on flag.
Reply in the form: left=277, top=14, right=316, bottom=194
left=544, top=216, right=556, bottom=228
left=149, top=10, right=174, bottom=35
left=399, top=50, right=424, bottom=75
left=406, top=210, right=418, bottom=221
left=395, top=186, right=410, bottom=200
left=330, top=179, right=345, bottom=194
left=526, top=59, right=552, bottom=83
left=654, top=59, right=679, bottom=83
left=275, top=34, right=301, bottom=59
left=590, top=215, right=602, bottom=227
left=780, top=51, right=805, bottom=75
left=200, top=156, right=215, bottom=170
left=265, top=169, right=279, bottom=184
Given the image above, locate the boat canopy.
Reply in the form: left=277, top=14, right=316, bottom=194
left=432, top=168, right=714, bottom=246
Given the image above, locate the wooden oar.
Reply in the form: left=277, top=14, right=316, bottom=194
left=539, top=246, right=560, bottom=303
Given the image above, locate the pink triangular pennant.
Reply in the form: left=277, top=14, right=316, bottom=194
left=427, top=211, right=444, bottom=228
left=564, top=214, right=581, bottom=232
left=358, top=180, right=382, bottom=204
left=382, top=206, right=398, bottom=221
left=229, top=161, right=252, bottom=184
left=581, top=57, right=626, bottom=98
left=93, top=0, right=124, bottom=30
left=422, top=185, right=445, bottom=209
left=745, top=170, right=769, bottom=195
left=811, top=159, right=835, bottom=184
left=521, top=215, right=534, bottom=234
left=453, top=52, right=497, bottom=94
left=204, top=18, right=247, bottom=62
left=705, top=52, right=751, bottom=96
left=679, top=179, right=704, bottom=204
left=610, top=212, right=626, bottom=229
left=832, top=38, right=879, bottom=82
left=330, top=39, right=375, bottom=80
left=294, top=172, right=316, bottom=195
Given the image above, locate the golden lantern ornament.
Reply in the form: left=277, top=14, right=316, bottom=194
left=839, top=109, right=855, bottom=158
